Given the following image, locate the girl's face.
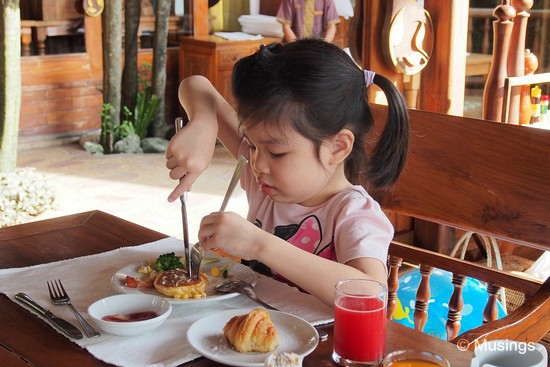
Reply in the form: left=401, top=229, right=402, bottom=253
left=244, top=122, right=341, bottom=207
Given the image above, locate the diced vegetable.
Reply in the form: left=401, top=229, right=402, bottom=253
left=201, top=257, right=221, bottom=265
left=210, top=262, right=233, bottom=278
left=125, top=275, right=139, bottom=288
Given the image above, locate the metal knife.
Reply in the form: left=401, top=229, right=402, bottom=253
left=174, top=117, right=193, bottom=279
left=15, top=292, right=84, bottom=339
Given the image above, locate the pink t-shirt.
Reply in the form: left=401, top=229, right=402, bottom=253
left=238, top=140, right=392, bottom=271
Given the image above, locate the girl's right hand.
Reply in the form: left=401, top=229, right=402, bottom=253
left=167, top=75, right=240, bottom=202
left=198, top=212, right=264, bottom=261
left=165, top=120, right=217, bottom=202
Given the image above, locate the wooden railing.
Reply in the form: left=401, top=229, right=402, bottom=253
left=386, top=241, right=546, bottom=342
left=468, top=4, right=550, bottom=124
left=468, top=7, right=549, bottom=70
left=21, top=19, right=82, bottom=56
left=21, top=16, right=185, bottom=56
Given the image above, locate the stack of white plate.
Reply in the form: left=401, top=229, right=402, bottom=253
left=238, top=15, right=283, bottom=38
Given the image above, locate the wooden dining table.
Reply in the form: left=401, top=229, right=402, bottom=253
left=0, top=211, right=474, bottom=367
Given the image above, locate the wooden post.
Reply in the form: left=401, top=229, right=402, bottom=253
left=482, top=1, right=516, bottom=122
left=414, top=264, right=434, bottom=332
left=483, top=283, right=502, bottom=324
left=387, top=255, right=403, bottom=320
left=192, top=0, right=209, bottom=36
left=84, top=15, right=103, bottom=77
left=419, top=0, right=468, bottom=115
left=414, top=1, right=469, bottom=254
left=446, top=274, right=465, bottom=341
left=21, top=26, right=31, bottom=56
left=505, top=0, right=533, bottom=124
left=355, top=0, right=404, bottom=90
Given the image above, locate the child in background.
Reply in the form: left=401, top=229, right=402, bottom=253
left=276, top=0, right=340, bottom=43
left=165, top=39, right=409, bottom=306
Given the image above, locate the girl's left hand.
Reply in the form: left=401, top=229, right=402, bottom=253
left=198, top=212, right=263, bottom=260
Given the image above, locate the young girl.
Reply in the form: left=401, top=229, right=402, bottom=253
left=165, top=39, right=409, bottom=306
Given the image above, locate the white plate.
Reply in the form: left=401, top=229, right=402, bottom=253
left=111, top=254, right=256, bottom=305
left=187, top=308, right=319, bottom=366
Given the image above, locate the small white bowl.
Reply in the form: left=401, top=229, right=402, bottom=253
left=88, top=294, right=172, bottom=336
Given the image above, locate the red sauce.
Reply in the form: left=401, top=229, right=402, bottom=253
left=102, top=311, right=158, bottom=322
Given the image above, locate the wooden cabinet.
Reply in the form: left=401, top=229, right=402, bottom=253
left=178, top=35, right=281, bottom=105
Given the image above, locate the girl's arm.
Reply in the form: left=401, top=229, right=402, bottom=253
left=199, top=212, right=387, bottom=306
left=254, top=231, right=387, bottom=305
left=166, top=75, right=242, bottom=202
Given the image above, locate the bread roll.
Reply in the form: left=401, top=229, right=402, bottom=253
left=153, top=269, right=208, bottom=299
left=223, top=308, right=279, bottom=353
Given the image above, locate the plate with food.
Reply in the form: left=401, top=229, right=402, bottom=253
left=111, top=252, right=257, bottom=304
left=187, top=308, right=319, bottom=366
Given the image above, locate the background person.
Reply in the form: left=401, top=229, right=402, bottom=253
left=276, top=0, right=340, bottom=43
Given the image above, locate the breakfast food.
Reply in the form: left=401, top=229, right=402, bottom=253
left=264, top=352, right=302, bottom=366
left=153, top=269, right=209, bottom=299
left=126, top=253, right=235, bottom=299
left=223, top=308, right=279, bottom=353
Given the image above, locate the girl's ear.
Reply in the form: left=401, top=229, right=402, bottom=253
left=328, top=129, right=354, bottom=165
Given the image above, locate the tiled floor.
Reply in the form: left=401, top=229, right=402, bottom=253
left=16, top=142, right=248, bottom=242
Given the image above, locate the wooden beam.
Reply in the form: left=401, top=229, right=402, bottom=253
left=84, top=15, right=102, bottom=77
left=361, top=1, right=404, bottom=92
left=419, top=0, right=469, bottom=115
left=192, top=0, right=209, bottom=36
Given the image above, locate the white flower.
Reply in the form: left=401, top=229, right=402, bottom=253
left=0, top=168, right=55, bottom=227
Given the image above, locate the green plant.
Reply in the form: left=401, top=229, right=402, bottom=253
left=99, top=63, right=160, bottom=153
left=133, top=86, right=160, bottom=139
left=117, top=106, right=137, bottom=139
left=129, top=63, right=160, bottom=139
left=112, top=89, right=159, bottom=140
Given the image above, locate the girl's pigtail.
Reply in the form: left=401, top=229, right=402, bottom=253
left=368, top=73, right=409, bottom=188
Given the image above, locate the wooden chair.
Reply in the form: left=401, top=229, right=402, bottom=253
left=369, top=107, right=550, bottom=350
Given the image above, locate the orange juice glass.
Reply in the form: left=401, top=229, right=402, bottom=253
left=332, top=279, right=387, bottom=366
left=382, top=350, right=450, bottom=367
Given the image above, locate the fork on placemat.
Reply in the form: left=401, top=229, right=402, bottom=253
left=47, top=279, right=101, bottom=338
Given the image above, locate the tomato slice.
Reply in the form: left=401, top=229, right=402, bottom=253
left=125, top=275, right=139, bottom=288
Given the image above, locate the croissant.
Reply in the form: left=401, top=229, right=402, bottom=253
left=223, top=308, right=279, bottom=353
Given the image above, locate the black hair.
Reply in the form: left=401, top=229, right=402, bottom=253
left=231, top=38, right=409, bottom=189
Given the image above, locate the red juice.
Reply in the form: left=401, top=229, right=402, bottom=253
left=334, top=296, right=386, bottom=363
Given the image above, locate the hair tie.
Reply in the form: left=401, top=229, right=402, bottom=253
left=363, top=70, right=375, bottom=87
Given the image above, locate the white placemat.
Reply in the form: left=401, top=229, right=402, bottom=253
left=0, top=237, right=333, bottom=367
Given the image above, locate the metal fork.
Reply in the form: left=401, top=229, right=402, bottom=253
left=47, top=279, right=101, bottom=338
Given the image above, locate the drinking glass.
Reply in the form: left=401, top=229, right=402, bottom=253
left=382, top=350, right=450, bottom=367
left=332, top=279, right=387, bottom=366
